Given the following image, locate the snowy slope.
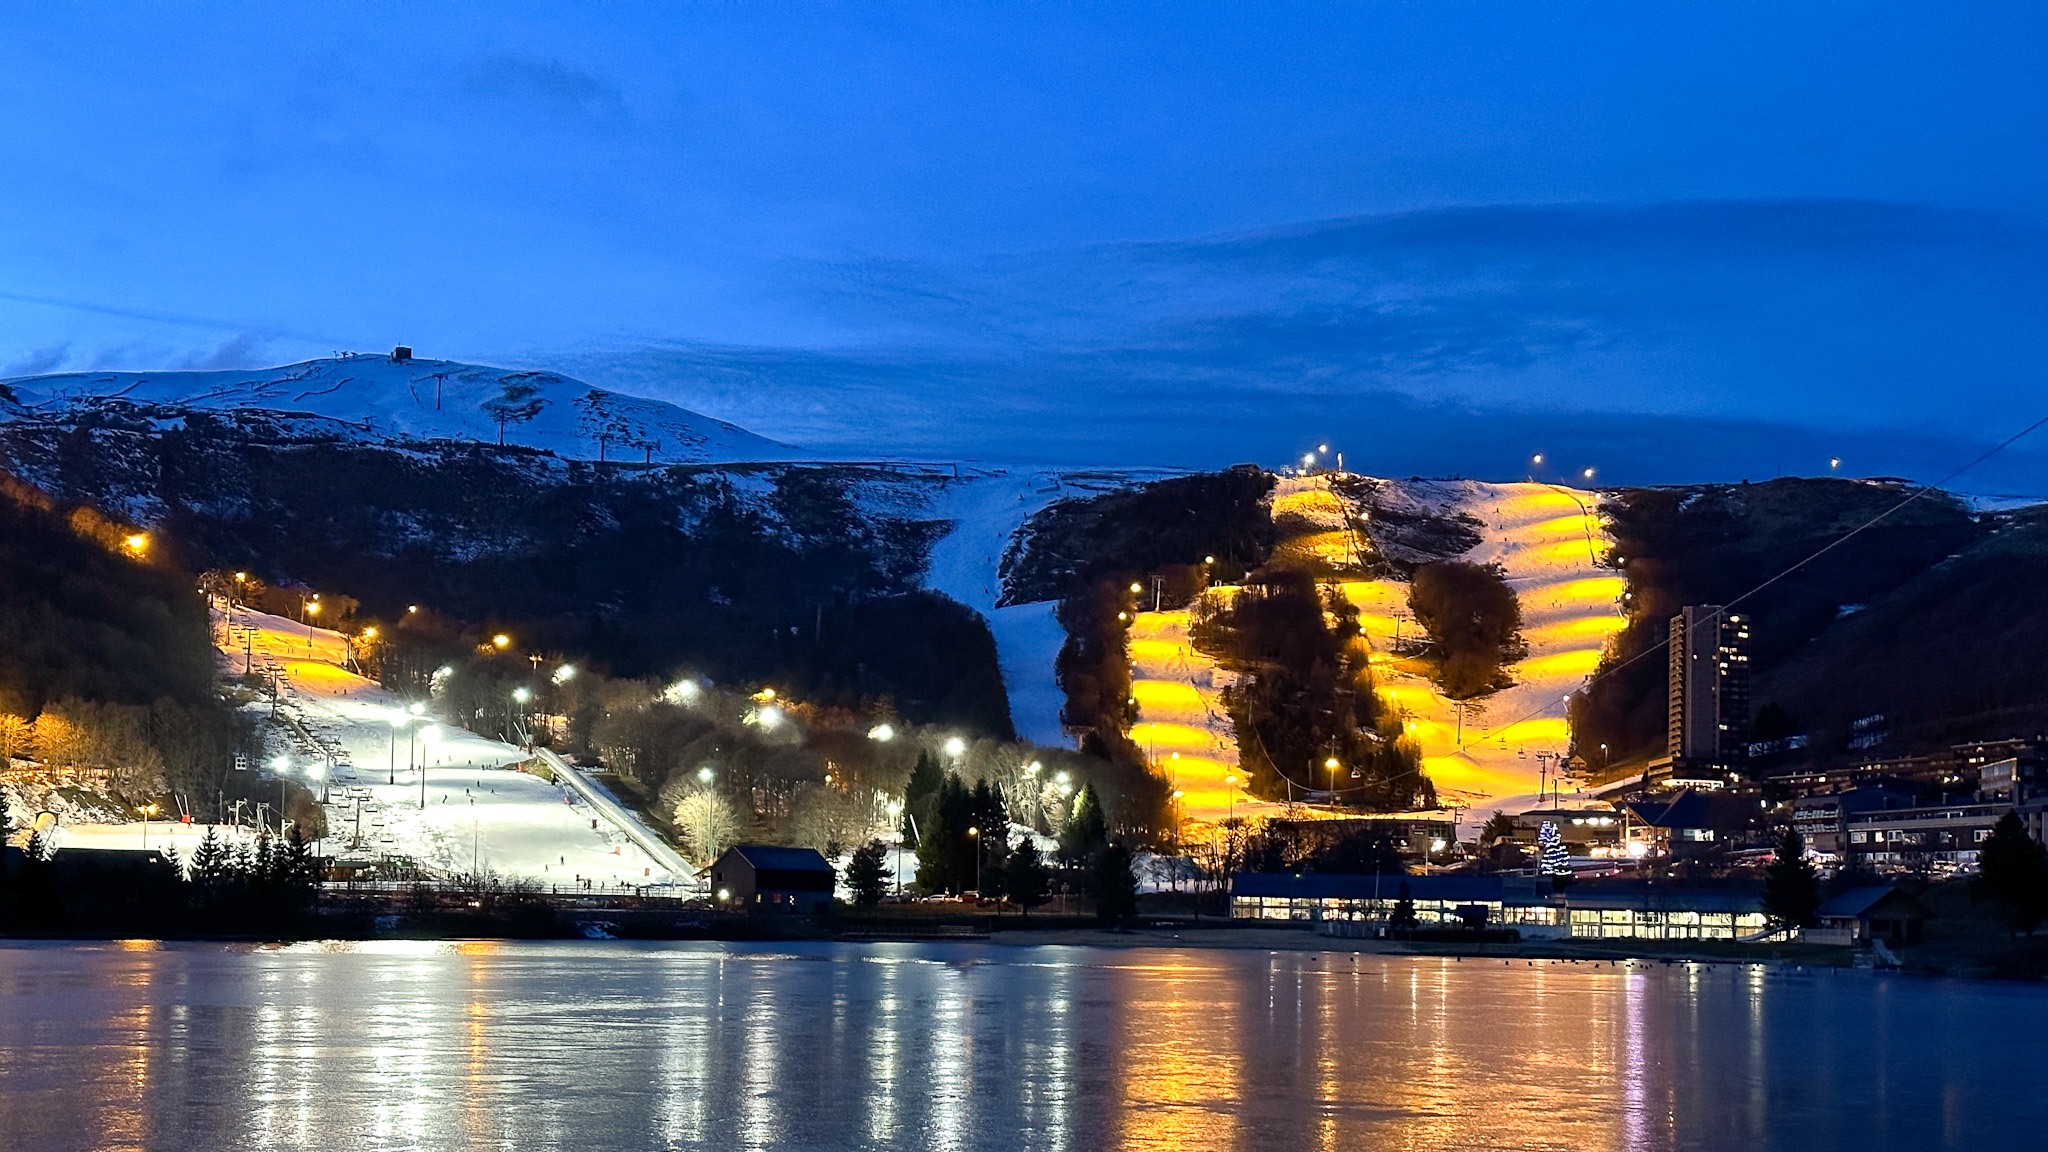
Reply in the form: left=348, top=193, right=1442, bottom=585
left=1, top=354, right=799, bottom=465
left=917, top=467, right=1158, bottom=747
left=1329, top=478, right=1624, bottom=806
left=217, top=605, right=685, bottom=884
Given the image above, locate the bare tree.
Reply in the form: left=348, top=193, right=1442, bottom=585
left=672, top=789, right=742, bottom=864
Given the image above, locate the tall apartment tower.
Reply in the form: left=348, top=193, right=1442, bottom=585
left=1667, top=605, right=1752, bottom=764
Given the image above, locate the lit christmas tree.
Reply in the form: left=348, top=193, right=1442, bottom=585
left=1537, top=820, right=1571, bottom=880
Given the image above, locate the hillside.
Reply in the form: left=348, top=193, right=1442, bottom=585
left=1570, top=477, right=1994, bottom=771
left=0, top=354, right=797, bottom=472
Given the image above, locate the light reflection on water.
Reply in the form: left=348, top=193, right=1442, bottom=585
left=0, top=941, right=2043, bottom=1151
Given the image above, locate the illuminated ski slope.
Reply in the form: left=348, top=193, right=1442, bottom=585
left=1333, top=478, right=1625, bottom=804
left=209, top=605, right=683, bottom=884
left=1125, top=602, right=1284, bottom=825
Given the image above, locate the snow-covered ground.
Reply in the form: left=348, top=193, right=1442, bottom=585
left=1, top=355, right=796, bottom=466
left=1127, top=600, right=1286, bottom=826
left=918, top=466, right=1159, bottom=748
left=59, top=605, right=686, bottom=885
left=1329, top=478, right=1625, bottom=807
left=1122, top=475, right=1624, bottom=833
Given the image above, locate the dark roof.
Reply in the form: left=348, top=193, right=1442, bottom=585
left=1624, top=789, right=1713, bottom=828
left=1232, top=873, right=1543, bottom=903
left=722, top=844, right=834, bottom=873
left=1818, top=886, right=1932, bottom=920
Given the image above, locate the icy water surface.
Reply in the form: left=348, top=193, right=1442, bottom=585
left=0, top=940, right=2043, bottom=1151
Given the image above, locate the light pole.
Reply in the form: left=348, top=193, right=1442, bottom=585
left=140, top=803, right=158, bottom=849
left=419, top=725, right=440, bottom=809
left=968, top=826, right=982, bottom=894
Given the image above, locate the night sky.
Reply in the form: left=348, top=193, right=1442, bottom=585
left=3, top=3, right=2045, bottom=487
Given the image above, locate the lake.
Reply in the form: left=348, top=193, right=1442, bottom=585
left=0, top=940, right=2041, bottom=1151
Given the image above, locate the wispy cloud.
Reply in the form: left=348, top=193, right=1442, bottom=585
left=1, top=343, right=68, bottom=377
left=461, top=54, right=627, bottom=129
left=175, top=332, right=273, bottom=371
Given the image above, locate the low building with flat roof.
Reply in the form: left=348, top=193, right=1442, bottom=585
left=1228, top=873, right=1771, bottom=941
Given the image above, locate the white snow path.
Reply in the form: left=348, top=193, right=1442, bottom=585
left=78, top=603, right=689, bottom=885
left=919, top=467, right=1157, bottom=749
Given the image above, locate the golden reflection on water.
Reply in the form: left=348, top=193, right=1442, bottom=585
left=0, top=944, right=2037, bottom=1151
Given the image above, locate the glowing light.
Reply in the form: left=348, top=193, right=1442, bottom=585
left=491, top=633, right=510, bottom=648
left=1582, top=467, right=1596, bottom=479
left=1204, top=554, right=1216, bottom=564
left=697, top=766, right=715, bottom=783
left=868, top=723, right=895, bottom=742
left=123, top=533, right=149, bottom=553
left=663, top=680, right=701, bottom=704
left=1430, top=837, right=1447, bottom=852
left=419, top=725, right=440, bottom=743
left=754, top=687, right=777, bottom=702
left=1055, top=770, right=1071, bottom=785
left=552, top=664, right=576, bottom=684
left=407, top=701, right=426, bottom=716
left=1129, top=582, right=1143, bottom=594
left=716, top=888, right=731, bottom=902
left=361, top=626, right=378, bottom=639
left=407, top=604, right=420, bottom=614
left=233, top=571, right=247, bottom=582
left=269, top=755, right=289, bottom=771
left=754, top=705, right=782, bottom=728
left=1317, top=443, right=1329, bottom=453
left=1532, top=454, right=1544, bottom=465
left=943, top=736, right=967, bottom=757
left=305, top=601, right=321, bottom=616
left=511, top=687, right=532, bottom=704
left=1024, top=760, right=1041, bottom=775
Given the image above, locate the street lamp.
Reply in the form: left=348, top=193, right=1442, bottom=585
left=943, top=736, right=966, bottom=758
left=492, top=633, right=510, bottom=649
left=698, top=766, right=715, bottom=784
left=418, top=725, right=440, bottom=809
left=140, top=802, right=159, bottom=849
left=967, top=826, right=982, bottom=893
left=868, top=723, right=895, bottom=742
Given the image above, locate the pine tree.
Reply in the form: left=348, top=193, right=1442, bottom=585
left=1537, top=820, right=1571, bottom=888
left=189, top=827, right=227, bottom=888
left=1972, top=811, right=2048, bottom=936
left=846, top=840, right=891, bottom=908
left=281, top=826, right=318, bottom=913
left=1060, top=783, right=1109, bottom=863
left=1389, top=879, right=1418, bottom=935
left=915, top=774, right=974, bottom=894
left=1091, top=840, right=1138, bottom=928
left=1762, top=828, right=1821, bottom=932
left=901, top=752, right=943, bottom=847
left=1002, top=839, right=1052, bottom=918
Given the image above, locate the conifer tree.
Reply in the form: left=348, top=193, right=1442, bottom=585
left=1762, top=828, right=1820, bottom=932
left=1091, top=840, right=1138, bottom=928
left=1060, top=783, right=1109, bottom=863
left=1537, top=821, right=1571, bottom=888
left=1389, top=879, right=1418, bottom=935
left=1972, top=811, right=2048, bottom=936
left=846, top=840, right=891, bottom=908
left=901, top=751, right=943, bottom=847
left=1002, top=839, right=1052, bottom=918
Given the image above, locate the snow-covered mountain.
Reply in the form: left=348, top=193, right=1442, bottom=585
left=0, top=353, right=800, bottom=465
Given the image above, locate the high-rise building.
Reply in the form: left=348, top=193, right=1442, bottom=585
left=1667, top=605, right=1751, bottom=764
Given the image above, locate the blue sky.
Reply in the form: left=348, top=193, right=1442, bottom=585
left=3, top=3, right=2046, bottom=487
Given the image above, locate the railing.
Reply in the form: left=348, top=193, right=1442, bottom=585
left=531, top=748, right=697, bottom=881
